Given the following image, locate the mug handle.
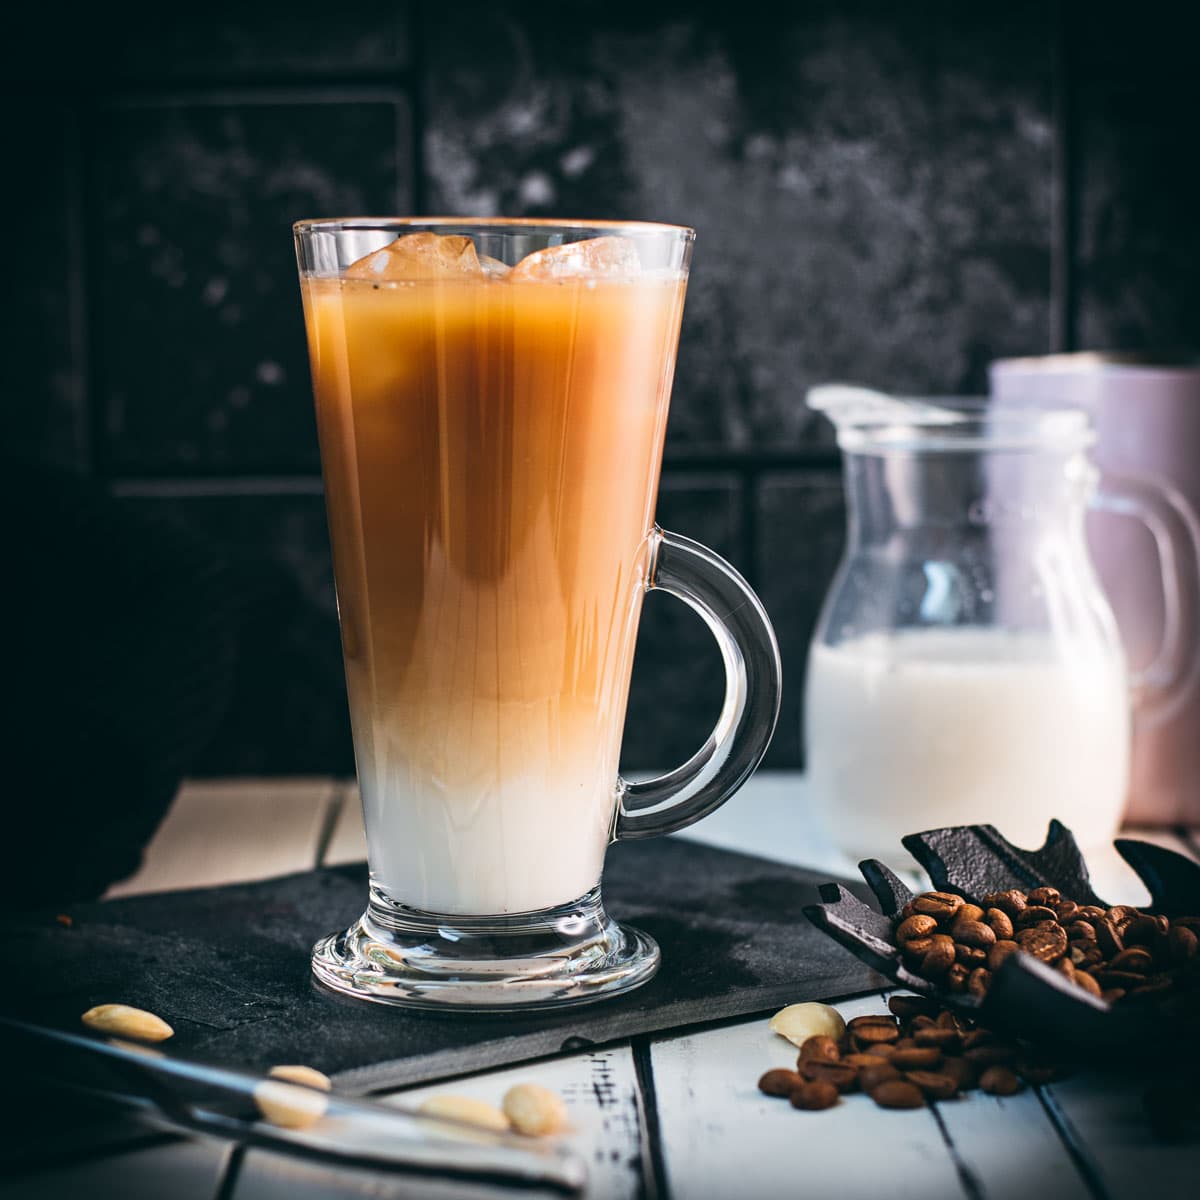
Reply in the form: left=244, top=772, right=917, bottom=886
left=614, top=528, right=782, bottom=839
left=1092, top=474, right=1200, bottom=725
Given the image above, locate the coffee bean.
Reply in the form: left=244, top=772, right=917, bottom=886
left=913, top=1027, right=961, bottom=1051
left=843, top=1053, right=889, bottom=1069
left=847, top=1015, right=899, bottom=1032
left=1054, top=900, right=1080, bottom=922
left=1017, top=925, right=1068, bottom=963
left=888, top=994, right=938, bottom=1022
left=902, top=936, right=936, bottom=959
left=790, top=1079, right=840, bottom=1110
left=988, top=940, right=1019, bottom=971
left=953, top=920, right=997, bottom=950
left=1170, top=926, right=1198, bottom=963
left=985, top=908, right=1014, bottom=940
left=956, top=944, right=988, bottom=967
left=905, top=1070, right=959, bottom=1100
left=758, top=1068, right=805, bottom=1096
left=1123, top=915, right=1161, bottom=947
left=1127, top=975, right=1175, bottom=1000
left=869, top=1079, right=926, bottom=1109
left=1076, top=905, right=1106, bottom=920
left=892, top=1046, right=943, bottom=1070
left=921, top=935, right=958, bottom=976
left=982, top=890, right=1027, bottom=919
left=847, top=1016, right=900, bottom=1046
left=940, top=1056, right=979, bottom=1091
left=1092, top=917, right=1124, bottom=957
left=1017, top=905, right=1059, bottom=927
left=1108, top=947, right=1154, bottom=975
left=896, top=914, right=939, bottom=944
left=798, top=1035, right=842, bottom=1062
left=963, top=1043, right=1017, bottom=1067
left=1056, top=957, right=1077, bottom=981
left=859, top=1063, right=903, bottom=1091
left=1093, top=969, right=1147, bottom=989
left=1107, top=905, right=1139, bottom=929
left=1101, top=988, right=1126, bottom=1004
left=979, top=1066, right=1023, bottom=1095
left=1026, top=887, right=1061, bottom=907
left=956, top=903, right=986, bottom=925
left=799, top=1060, right=859, bottom=1091
left=968, top=967, right=991, bottom=999
left=946, top=963, right=970, bottom=993
left=852, top=1034, right=899, bottom=1055
left=913, top=892, right=965, bottom=920
left=1074, top=969, right=1102, bottom=999
left=1067, top=921, right=1097, bottom=942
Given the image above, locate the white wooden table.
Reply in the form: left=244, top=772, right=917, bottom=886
left=8, top=773, right=1199, bottom=1199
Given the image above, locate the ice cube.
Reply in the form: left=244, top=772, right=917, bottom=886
left=479, top=253, right=511, bottom=278
left=508, top=236, right=641, bottom=280
left=344, top=232, right=482, bottom=280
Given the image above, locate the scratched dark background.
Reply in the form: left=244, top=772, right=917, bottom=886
left=5, top=0, right=1199, bottom=785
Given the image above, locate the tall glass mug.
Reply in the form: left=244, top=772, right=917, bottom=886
left=294, top=219, right=781, bottom=1009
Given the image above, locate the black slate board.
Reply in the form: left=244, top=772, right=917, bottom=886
left=2, top=839, right=883, bottom=1093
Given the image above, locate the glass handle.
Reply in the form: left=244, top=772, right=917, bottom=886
left=1093, top=474, right=1200, bottom=723
left=615, top=528, right=782, bottom=840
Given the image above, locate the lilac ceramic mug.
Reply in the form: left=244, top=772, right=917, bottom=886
left=991, top=354, right=1200, bottom=826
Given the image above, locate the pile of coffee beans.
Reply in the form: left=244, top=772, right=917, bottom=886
left=893, top=887, right=1200, bottom=1007
left=757, top=995, right=1058, bottom=1111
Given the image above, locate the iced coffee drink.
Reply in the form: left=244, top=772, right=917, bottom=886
left=302, top=232, right=686, bottom=915
left=296, top=219, right=779, bottom=1008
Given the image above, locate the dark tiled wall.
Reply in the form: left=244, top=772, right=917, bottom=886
left=7, top=2, right=1199, bottom=774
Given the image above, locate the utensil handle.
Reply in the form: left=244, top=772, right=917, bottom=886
left=614, top=528, right=781, bottom=839
left=1093, top=473, right=1200, bottom=723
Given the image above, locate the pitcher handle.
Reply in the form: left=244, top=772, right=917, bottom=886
left=1093, top=474, right=1200, bottom=724
left=614, top=528, right=782, bottom=840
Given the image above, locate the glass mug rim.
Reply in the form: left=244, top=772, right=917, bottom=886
left=809, top=391, right=1094, bottom=455
left=294, top=215, right=697, bottom=240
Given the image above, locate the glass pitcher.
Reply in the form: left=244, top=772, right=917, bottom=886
left=803, top=387, right=1189, bottom=862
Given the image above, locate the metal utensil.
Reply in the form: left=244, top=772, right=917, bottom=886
left=1, top=1017, right=585, bottom=1193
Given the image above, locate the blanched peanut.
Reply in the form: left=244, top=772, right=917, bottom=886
left=502, top=1083, right=568, bottom=1136
left=254, top=1080, right=329, bottom=1129
left=268, top=1064, right=332, bottom=1091
left=81, top=1004, right=173, bottom=1042
left=768, top=1002, right=846, bottom=1048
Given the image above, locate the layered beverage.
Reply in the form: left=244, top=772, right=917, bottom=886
left=301, top=232, right=687, bottom=915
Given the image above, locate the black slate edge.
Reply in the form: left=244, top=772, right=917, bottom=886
left=334, top=975, right=887, bottom=1096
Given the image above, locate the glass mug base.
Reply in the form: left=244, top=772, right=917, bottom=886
left=310, top=885, right=660, bottom=1011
